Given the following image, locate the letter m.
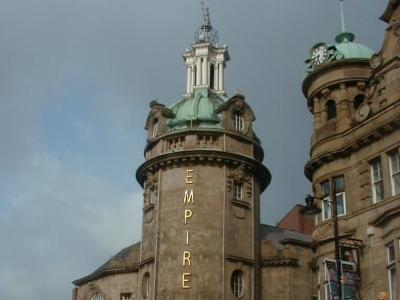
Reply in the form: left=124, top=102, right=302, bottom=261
left=183, top=189, right=194, bottom=204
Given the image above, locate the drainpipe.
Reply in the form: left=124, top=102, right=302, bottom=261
left=367, top=226, right=375, bottom=300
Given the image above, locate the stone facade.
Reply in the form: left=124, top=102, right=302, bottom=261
left=303, top=1, right=400, bottom=299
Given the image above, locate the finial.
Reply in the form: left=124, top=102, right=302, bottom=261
left=194, top=1, right=219, bottom=45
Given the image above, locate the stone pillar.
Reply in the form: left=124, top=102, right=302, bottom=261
left=186, top=66, right=192, bottom=94
left=314, top=97, right=323, bottom=130
left=218, top=63, right=224, bottom=91
left=196, top=58, right=201, bottom=86
left=202, top=57, right=208, bottom=85
left=191, top=66, right=195, bottom=93
left=337, top=83, right=351, bottom=132
left=214, top=64, right=219, bottom=91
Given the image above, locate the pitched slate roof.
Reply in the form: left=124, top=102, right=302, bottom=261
left=73, top=242, right=141, bottom=286
left=260, top=224, right=313, bottom=249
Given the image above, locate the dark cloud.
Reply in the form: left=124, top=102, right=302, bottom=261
left=0, top=0, right=386, bottom=299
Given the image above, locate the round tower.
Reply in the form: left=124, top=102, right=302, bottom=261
left=135, top=6, right=270, bottom=300
left=303, top=1, right=400, bottom=299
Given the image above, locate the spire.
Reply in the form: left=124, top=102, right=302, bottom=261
left=194, top=2, right=219, bottom=45
left=340, top=0, right=346, bottom=32
left=335, top=0, right=355, bottom=43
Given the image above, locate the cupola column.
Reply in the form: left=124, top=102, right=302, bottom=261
left=202, top=57, right=208, bottom=85
left=191, top=66, right=195, bottom=92
left=218, top=63, right=224, bottom=91
left=214, top=64, right=219, bottom=90
left=196, top=58, right=201, bottom=86
left=186, top=66, right=192, bottom=94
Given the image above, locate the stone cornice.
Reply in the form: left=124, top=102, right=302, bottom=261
left=279, top=238, right=313, bottom=248
left=370, top=205, right=400, bottom=227
left=311, top=233, right=354, bottom=251
left=136, top=149, right=271, bottom=192
left=73, top=266, right=139, bottom=287
left=302, top=59, right=371, bottom=101
left=145, top=128, right=264, bottom=160
left=226, top=255, right=255, bottom=265
left=261, top=258, right=299, bottom=268
left=305, top=102, right=400, bottom=180
left=73, top=257, right=154, bottom=287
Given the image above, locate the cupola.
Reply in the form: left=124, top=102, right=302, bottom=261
left=304, top=1, right=374, bottom=77
left=183, top=3, right=230, bottom=96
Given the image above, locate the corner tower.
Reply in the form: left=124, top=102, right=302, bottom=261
left=136, top=5, right=270, bottom=300
left=303, top=1, right=400, bottom=299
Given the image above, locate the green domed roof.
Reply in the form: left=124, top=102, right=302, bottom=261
left=334, top=32, right=375, bottom=60
left=168, top=88, right=227, bottom=130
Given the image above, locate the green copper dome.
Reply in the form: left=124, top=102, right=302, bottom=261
left=334, top=31, right=375, bottom=60
left=168, top=88, right=227, bottom=130
left=305, top=1, right=375, bottom=75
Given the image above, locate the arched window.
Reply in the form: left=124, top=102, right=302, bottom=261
left=326, top=99, right=337, bottom=120
left=142, top=272, right=151, bottom=299
left=90, top=293, right=104, bottom=300
left=152, top=119, right=159, bottom=138
left=233, top=111, right=244, bottom=132
left=354, top=94, right=365, bottom=110
left=231, top=270, right=244, bottom=298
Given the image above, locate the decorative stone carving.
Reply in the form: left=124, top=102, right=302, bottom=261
left=321, top=88, right=331, bottom=98
left=370, top=54, right=382, bottom=69
left=231, top=164, right=246, bottom=184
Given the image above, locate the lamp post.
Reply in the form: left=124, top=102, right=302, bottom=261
left=304, top=179, right=342, bottom=300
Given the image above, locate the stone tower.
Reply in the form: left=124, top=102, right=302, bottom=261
left=303, top=1, right=400, bottom=299
left=135, top=6, right=270, bottom=300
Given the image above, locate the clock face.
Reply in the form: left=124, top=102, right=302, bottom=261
left=311, top=45, right=328, bottom=67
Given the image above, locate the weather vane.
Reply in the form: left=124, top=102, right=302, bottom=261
left=194, top=1, right=219, bottom=45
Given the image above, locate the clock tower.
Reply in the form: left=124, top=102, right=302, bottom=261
left=136, top=5, right=270, bottom=299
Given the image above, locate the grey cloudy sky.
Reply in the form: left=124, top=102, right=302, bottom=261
left=0, top=0, right=386, bottom=299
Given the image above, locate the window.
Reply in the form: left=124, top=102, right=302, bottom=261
left=91, top=294, right=104, bottom=300
left=320, top=176, right=346, bottom=221
left=326, top=99, right=337, bottom=120
left=334, top=176, right=346, bottom=217
left=142, top=272, right=151, bottom=298
left=324, top=261, right=333, bottom=300
left=231, top=270, right=244, bottom=298
left=387, top=242, right=397, bottom=300
left=370, top=158, right=384, bottom=203
left=321, top=181, right=331, bottom=221
left=389, top=151, right=400, bottom=196
left=354, top=94, right=365, bottom=110
left=152, top=119, right=159, bottom=138
left=233, top=111, right=244, bottom=132
left=233, top=183, right=243, bottom=200
left=121, top=293, right=132, bottom=300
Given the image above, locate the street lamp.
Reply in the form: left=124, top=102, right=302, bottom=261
left=304, top=180, right=342, bottom=300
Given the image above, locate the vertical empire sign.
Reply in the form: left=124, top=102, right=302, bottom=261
left=182, top=169, right=194, bottom=289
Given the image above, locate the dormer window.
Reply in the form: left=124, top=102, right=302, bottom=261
left=233, top=111, right=244, bottom=132
left=326, top=99, right=337, bottom=120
